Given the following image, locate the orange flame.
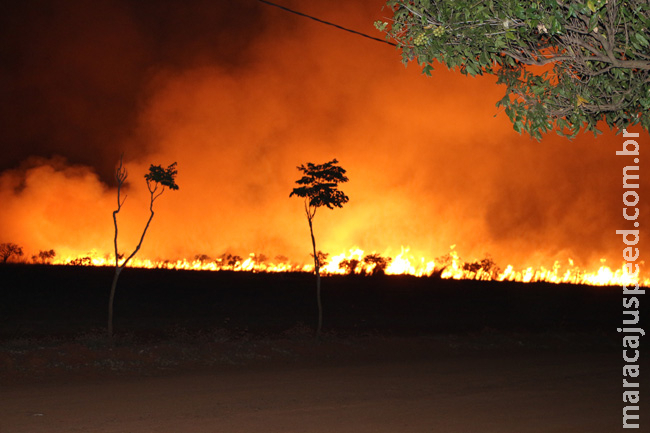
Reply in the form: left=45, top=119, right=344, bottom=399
left=50, top=245, right=648, bottom=287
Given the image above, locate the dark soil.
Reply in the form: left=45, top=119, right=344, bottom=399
left=0, top=264, right=631, bottom=338
left=0, top=264, right=642, bottom=382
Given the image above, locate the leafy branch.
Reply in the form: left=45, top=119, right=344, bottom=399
left=377, top=0, right=650, bottom=138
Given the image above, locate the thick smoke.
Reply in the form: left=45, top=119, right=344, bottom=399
left=0, top=0, right=647, bottom=273
left=0, top=0, right=265, bottom=181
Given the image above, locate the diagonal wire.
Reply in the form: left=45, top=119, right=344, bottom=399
left=256, top=0, right=396, bottom=47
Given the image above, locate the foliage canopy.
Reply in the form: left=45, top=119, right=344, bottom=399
left=0, top=242, right=23, bottom=264
left=376, top=0, right=650, bottom=138
left=145, top=162, right=179, bottom=193
left=290, top=159, right=350, bottom=217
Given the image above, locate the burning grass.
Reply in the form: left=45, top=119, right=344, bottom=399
left=44, top=245, right=649, bottom=287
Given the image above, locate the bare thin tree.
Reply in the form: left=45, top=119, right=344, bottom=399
left=108, top=155, right=179, bottom=345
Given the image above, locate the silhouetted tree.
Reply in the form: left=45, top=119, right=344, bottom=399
left=194, top=254, right=212, bottom=263
left=339, top=258, right=361, bottom=276
left=433, top=251, right=457, bottom=279
left=462, top=255, right=501, bottom=280
left=462, top=261, right=483, bottom=279
left=0, top=243, right=23, bottom=264
left=311, top=251, right=330, bottom=268
left=38, top=249, right=56, bottom=264
left=253, top=253, right=268, bottom=268
left=246, top=253, right=268, bottom=272
left=479, top=255, right=501, bottom=280
left=290, top=159, right=349, bottom=335
left=217, top=253, right=242, bottom=270
left=108, top=155, right=179, bottom=344
left=227, top=254, right=242, bottom=269
left=363, top=253, right=392, bottom=276
left=69, top=256, right=92, bottom=266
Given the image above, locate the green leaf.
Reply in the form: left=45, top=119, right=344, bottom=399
left=587, top=1, right=596, bottom=13
left=374, top=21, right=388, bottom=32
left=550, top=17, right=562, bottom=34
left=588, top=13, right=599, bottom=32
left=635, top=32, right=649, bottom=47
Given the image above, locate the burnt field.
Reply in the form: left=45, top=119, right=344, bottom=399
left=0, top=264, right=636, bottom=340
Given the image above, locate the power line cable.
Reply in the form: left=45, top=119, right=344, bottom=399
left=256, top=0, right=396, bottom=47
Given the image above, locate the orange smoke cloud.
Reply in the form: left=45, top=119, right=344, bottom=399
left=0, top=0, right=647, bottom=277
left=0, top=158, right=113, bottom=258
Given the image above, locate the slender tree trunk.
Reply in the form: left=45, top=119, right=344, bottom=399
left=316, top=273, right=322, bottom=336
left=307, top=216, right=322, bottom=336
left=108, top=190, right=155, bottom=346
left=107, top=266, right=123, bottom=347
left=108, top=155, right=175, bottom=348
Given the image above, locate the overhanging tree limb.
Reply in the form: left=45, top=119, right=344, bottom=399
left=377, top=0, right=650, bottom=138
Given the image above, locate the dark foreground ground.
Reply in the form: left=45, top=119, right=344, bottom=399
left=0, top=265, right=646, bottom=432
left=0, top=264, right=636, bottom=338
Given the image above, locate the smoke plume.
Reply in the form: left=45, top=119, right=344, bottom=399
left=0, top=0, right=647, bottom=273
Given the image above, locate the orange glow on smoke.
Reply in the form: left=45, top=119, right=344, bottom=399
left=1, top=1, right=648, bottom=288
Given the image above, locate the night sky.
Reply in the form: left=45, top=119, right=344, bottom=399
left=1, top=0, right=648, bottom=275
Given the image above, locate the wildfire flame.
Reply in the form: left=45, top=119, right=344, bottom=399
left=49, top=245, right=648, bottom=287
left=2, top=2, right=649, bottom=296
